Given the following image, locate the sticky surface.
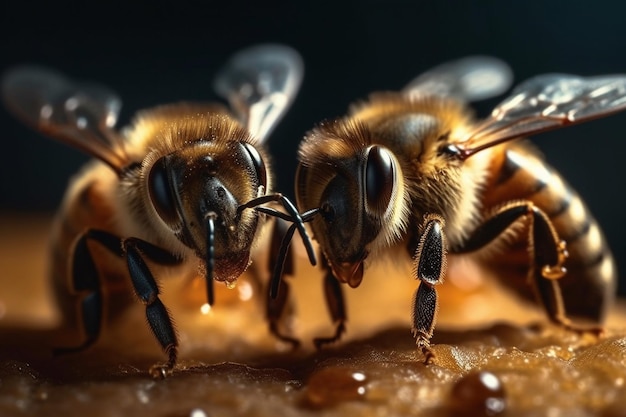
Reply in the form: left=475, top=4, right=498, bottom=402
left=1, top=214, right=625, bottom=417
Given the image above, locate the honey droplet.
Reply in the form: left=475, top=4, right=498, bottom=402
left=449, top=371, right=506, bottom=416
left=304, top=367, right=367, bottom=408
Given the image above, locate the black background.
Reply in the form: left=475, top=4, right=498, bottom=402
left=2, top=1, right=626, bottom=294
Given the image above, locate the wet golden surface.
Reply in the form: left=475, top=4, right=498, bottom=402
left=1, top=213, right=625, bottom=417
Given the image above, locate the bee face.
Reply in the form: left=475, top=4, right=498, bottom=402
left=145, top=130, right=269, bottom=282
left=297, top=120, right=408, bottom=287
left=115, top=108, right=272, bottom=284
left=299, top=155, right=371, bottom=287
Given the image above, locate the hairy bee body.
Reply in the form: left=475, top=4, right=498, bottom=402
left=481, top=140, right=615, bottom=321
left=296, top=59, right=626, bottom=356
left=50, top=105, right=269, bottom=333
left=347, top=94, right=617, bottom=321
left=2, top=44, right=309, bottom=377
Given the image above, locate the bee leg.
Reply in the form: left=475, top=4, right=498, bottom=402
left=524, top=207, right=602, bottom=335
left=267, top=280, right=300, bottom=348
left=54, top=230, right=121, bottom=354
left=313, top=255, right=347, bottom=349
left=411, top=215, right=446, bottom=364
left=123, top=237, right=181, bottom=379
left=456, top=202, right=600, bottom=335
left=265, top=218, right=300, bottom=348
left=57, top=230, right=182, bottom=358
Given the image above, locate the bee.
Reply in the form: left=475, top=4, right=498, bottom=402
left=295, top=56, right=626, bottom=361
left=2, top=44, right=316, bottom=377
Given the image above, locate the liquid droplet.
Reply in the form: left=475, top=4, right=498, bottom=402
left=304, top=367, right=368, bottom=408
left=200, top=303, right=212, bottom=315
left=190, top=409, right=208, bottom=417
left=448, top=371, right=506, bottom=416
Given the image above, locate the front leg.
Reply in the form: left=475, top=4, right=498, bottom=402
left=264, top=218, right=300, bottom=348
left=253, top=207, right=319, bottom=348
left=411, top=214, right=447, bottom=364
left=123, top=237, right=182, bottom=379
left=264, top=223, right=347, bottom=349
left=313, top=256, right=347, bottom=349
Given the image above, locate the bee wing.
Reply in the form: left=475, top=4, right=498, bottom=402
left=453, top=74, right=626, bottom=158
left=2, top=66, right=129, bottom=172
left=213, top=44, right=303, bottom=142
left=403, top=56, right=513, bottom=102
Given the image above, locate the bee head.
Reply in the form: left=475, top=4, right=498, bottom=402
left=297, top=121, right=409, bottom=287
left=146, top=137, right=268, bottom=284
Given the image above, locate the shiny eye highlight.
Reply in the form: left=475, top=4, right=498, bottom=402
left=364, top=145, right=395, bottom=216
left=148, top=157, right=180, bottom=225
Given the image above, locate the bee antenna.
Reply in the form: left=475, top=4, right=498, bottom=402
left=239, top=194, right=318, bottom=266
left=205, top=212, right=216, bottom=306
left=268, top=207, right=320, bottom=299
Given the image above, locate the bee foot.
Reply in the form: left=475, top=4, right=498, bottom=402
left=280, top=335, right=302, bottom=350
left=313, top=322, right=346, bottom=350
left=555, top=317, right=605, bottom=338
left=149, top=363, right=174, bottom=379
left=421, top=346, right=436, bottom=364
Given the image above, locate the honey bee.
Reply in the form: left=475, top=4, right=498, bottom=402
left=295, top=56, right=626, bottom=361
left=2, top=44, right=316, bottom=377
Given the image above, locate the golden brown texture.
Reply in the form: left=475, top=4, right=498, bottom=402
left=1, top=213, right=625, bottom=417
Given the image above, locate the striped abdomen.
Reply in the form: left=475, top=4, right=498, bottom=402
left=478, top=141, right=616, bottom=322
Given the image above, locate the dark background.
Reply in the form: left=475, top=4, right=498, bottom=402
left=2, top=0, right=626, bottom=295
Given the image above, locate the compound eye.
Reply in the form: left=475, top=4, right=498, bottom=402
left=242, top=142, right=267, bottom=189
left=148, top=157, right=179, bottom=225
left=365, top=145, right=395, bottom=215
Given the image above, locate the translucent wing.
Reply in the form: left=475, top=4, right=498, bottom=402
left=453, top=74, right=626, bottom=159
left=2, top=66, right=129, bottom=172
left=403, top=56, right=513, bottom=102
left=213, top=44, right=304, bottom=142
